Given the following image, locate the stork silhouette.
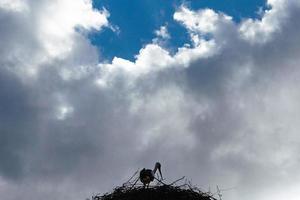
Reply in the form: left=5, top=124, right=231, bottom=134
left=139, top=162, right=163, bottom=188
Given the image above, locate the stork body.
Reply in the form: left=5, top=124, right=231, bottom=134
left=139, top=162, right=162, bottom=188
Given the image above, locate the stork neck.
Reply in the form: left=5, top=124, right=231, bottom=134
left=153, top=165, right=158, bottom=174
left=153, top=163, right=160, bottom=174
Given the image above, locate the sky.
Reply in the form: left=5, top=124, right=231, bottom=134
left=90, top=0, right=266, bottom=60
left=0, top=0, right=300, bottom=200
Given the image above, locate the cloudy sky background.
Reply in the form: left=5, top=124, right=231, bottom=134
left=0, top=0, right=300, bottom=200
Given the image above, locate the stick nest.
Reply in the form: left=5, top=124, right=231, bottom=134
left=92, top=184, right=216, bottom=200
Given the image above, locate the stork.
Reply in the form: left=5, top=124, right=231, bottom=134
left=139, top=162, right=163, bottom=188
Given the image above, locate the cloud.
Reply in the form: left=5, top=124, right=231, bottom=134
left=0, top=0, right=29, bottom=12
left=155, top=25, right=170, bottom=39
left=96, top=1, right=300, bottom=199
left=0, top=0, right=108, bottom=76
left=1, top=0, right=300, bottom=200
left=239, top=0, right=291, bottom=43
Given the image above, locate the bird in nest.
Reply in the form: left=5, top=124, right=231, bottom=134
left=139, top=162, right=163, bottom=188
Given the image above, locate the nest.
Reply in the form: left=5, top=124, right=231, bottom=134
left=91, top=174, right=217, bottom=200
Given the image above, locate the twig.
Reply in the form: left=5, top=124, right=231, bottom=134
left=154, top=177, right=168, bottom=185
left=169, top=176, right=185, bottom=186
left=124, top=169, right=139, bottom=185
left=216, top=185, right=222, bottom=200
left=128, top=177, right=140, bottom=190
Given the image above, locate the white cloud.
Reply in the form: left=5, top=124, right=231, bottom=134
left=154, top=25, right=170, bottom=39
left=174, top=7, right=220, bottom=34
left=0, top=0, right=28, bottom=12
left=239, top=0, right=300, bottom=43
left=97, top=44, right=174, bottom=84
left=152, top=25, right=171, bottom=45
left=37, top=0, right=109, bottom=58
left=97, top=38, right=217, bottom=86
left=0, top=0, right=109, bottom=77
left=173, top=6, right=233, bottom=41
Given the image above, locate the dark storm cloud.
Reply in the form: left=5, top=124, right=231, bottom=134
left=0, top=69, right=39, bottom=180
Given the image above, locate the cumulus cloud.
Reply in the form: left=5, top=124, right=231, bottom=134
left=1, top=0, right=300, bottom=200
left=239, top=0, right=289, bottom=43
left=0, top=0, right=108, bottom=77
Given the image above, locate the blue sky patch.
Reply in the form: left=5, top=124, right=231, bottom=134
left=90, top=0, right=266, bottom=61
